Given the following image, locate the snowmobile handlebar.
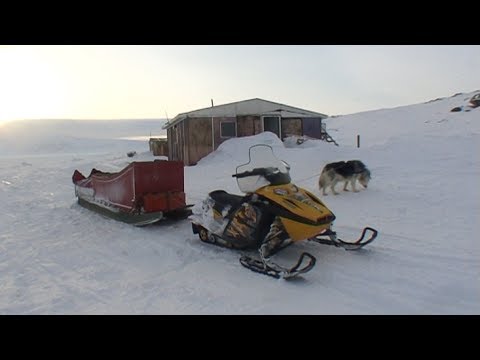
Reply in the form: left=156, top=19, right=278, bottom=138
left=232, top=167, right=278, bottom=179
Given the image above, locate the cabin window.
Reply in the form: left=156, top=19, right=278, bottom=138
left=220, top=121, right=236, bottom=138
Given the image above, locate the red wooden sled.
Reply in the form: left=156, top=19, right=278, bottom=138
left=72, top=160, right=191, bottom=225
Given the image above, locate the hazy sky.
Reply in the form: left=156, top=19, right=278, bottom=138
left=0, top=45, right=478, bottom=122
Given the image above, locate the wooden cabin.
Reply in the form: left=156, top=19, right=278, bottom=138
left=162, top=98, right=330, bottom=166
left=149, top=138, right=168, bottom=157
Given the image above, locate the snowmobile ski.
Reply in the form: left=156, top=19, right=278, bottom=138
left=239, top=252, right=316, bottom=280
left=194, top=223, right=315, bottom=279
left=310, top=227, right=378, bottom=250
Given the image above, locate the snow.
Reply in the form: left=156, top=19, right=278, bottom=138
left=0, top=91, right=479, bottom=314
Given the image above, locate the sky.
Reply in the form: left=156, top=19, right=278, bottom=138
left=0, top=92, right=478, bottom=314
left=0, top=45, right=479, bottom=122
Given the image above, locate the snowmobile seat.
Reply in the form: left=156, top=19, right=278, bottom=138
left=208, top=190, right=245, bottom=209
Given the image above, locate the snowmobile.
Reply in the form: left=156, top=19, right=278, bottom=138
left=190, top=144, right=377, bottom=279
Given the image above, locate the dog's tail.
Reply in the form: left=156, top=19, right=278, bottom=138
left=318, top=167, right=329, bottom=190
left=319, top=167, right=336, bottom=191
left=318, top=172, right=325, bottom=190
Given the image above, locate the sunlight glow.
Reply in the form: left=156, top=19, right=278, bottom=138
left=0, top=46, right=71, bottom=122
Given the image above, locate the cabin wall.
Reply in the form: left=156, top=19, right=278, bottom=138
left=185, top=117, right=213, bottom=166
left=236, top=115, right=261, bottom=137
left=168, top=115, right=326, bottom=165
left=149, top=138, right=168, bottom=157
left=302, top=117, right=324, bottom=138
left=281, top=118, right=302, bottom=139
left=167, top=123, right=186, bottom=163
left=237, top=116, right=302, bottom=140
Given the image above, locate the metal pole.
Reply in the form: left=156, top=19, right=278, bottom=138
left=357, top=134, right=360, bottom=148
left=211, top=99, right=215, bottom=152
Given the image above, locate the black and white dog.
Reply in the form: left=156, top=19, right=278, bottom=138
left=319, top=160, right=371, bottom=195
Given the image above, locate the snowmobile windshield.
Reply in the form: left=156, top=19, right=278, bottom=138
left=234, top=144, right=291, bottom=193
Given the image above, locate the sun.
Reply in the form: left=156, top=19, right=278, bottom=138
left=0, top=46, right=70, bottom=122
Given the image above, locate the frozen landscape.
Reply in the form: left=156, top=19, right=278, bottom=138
left=0, top=91, right=479, bottom=314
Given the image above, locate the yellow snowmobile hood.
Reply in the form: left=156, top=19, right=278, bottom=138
left=256, top=183, right=336, bottom=241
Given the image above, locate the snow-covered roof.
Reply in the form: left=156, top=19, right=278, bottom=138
left=162, top=98, right=328, bottom=129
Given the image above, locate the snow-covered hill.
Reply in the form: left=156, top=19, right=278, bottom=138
left=325, top=90, right=480, bottom=147
left=0, top=91, right=478, bottom=314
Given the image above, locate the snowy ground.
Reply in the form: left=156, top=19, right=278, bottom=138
left=0, top=92, right=479, bottom=314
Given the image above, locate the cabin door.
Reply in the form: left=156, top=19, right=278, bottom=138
left=262, top=116, right=281, bottom=138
